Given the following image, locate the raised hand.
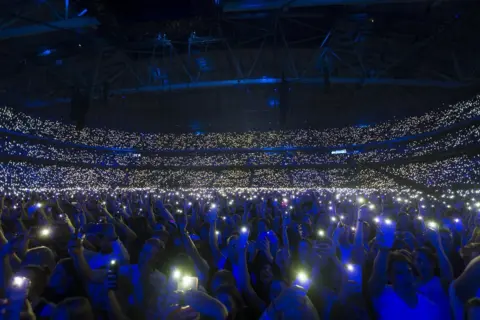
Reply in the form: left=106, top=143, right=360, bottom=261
left=207, top=205, right=218, bottom=224
left=357, top=204, right=370, bottom=221
left=177, top=212, right=188, bottom=232
left=67, top=237, right=84, bottom=256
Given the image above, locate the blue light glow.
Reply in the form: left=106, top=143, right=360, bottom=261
left=38, top=49, right=52, bottom=56
left=78, top=9, right=88, bottom=17
left=268, top=98, right=279, bottom=108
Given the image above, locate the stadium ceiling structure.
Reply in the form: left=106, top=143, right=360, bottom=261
left=0, top=0, right=478, bottom=111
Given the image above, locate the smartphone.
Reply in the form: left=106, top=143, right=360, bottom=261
left=107, top=260, right=119, bottom=291
left=38, top=227, right=52, bottom=238
left=427, top=221, right=438, bottom=231
left=293, top=271, right=310, bottom=293
left=345, top=263, right=363, bottom=293
left=71, top=202, right=78, bottom=205
left=98, top=216, right=107, bottom=223
left=9, top=276, right=31, bottom=301
left=345, top=263, right=362, bottom=284
left=11, top=276, right=31, bottom=290
left=239, top=226, right=249, bottom=246
left=177, top=276, right=198, bottom=291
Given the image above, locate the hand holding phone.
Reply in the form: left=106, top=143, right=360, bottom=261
left=107, top=260, right=119, bottom=291
left=8, top=276, right=31, bottom=301
left=177, top=276, right=198, bottom=291
left=376, top=219, right=396, bottom=249
left=292, top=271, right=311, bottom=293
left=344, top=263, right=363, bottom=294
left=207, top=208, right=218, bottom=223
left=239, top=226, right=249, bottom=249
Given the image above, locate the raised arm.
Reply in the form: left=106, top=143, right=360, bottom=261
left=235, top=231, right=267, bottom=314
left=207, top=207, right=225, bottom=269
left=426, top=229, right=453, bottom=290
left=452, top=255, right=480, bottom=305
left=177, top=207, right=210, bottom=285
left=368, top=230, right=393, bottom=298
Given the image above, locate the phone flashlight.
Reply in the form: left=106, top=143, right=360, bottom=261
left=107, top=259, right=119, bottom=290
left=211, top=204, right=217, bottom=209
left=417, top=216, right=423, bottom=220
left=340, top=215, right=345, bottom=220
left=12, top=276, right=28, bottom=288
left=39, top=228, right=51, bottom=237
left=241, top=226, right=248, bottom=234
left=427, top=221, right=438, bottom=230
left=172, top=269, right=182, bottom=280
left=454, top=218, right=460, bottom=223
left=296, top=271, right=309, bottom=283
left=222, top=216, right=227, bottom=221
left=215, top=230, right=220, bottom=236
left=177, top=276, right=199, bottom=291
left=384, top=219, right=392, bottom=225
left=294, top=271, right=311, bottom=292
left=36, top=203, right=42, bottom=208
left=331, top=216, right=337, bottom=222
left=369, top=204, right=375, bottom=210
left=101, top=201, right=106, bottom=205
left=374, top=217, right=380, bottom=223
left=318, top=229, right=325, bottom=237
left=357, top=197, right=365, bottom=204
left=346, top=263, right=355, bottom=272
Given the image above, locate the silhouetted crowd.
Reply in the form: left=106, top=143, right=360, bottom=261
left=0, top=190, right=479, bottom=320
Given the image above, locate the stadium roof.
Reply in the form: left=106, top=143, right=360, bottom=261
left=0, top=0, right=478, bottom=132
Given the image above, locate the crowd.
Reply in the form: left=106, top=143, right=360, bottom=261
left=1, top=189, right=480, bottom=320
left=3, top=154, right=480, bottom=191
left=383, top=156, right=480, bottom=189
left=0, top=162, right=409, bottom=190
left=1, top=121, right=479, bottom=168
left=0, top=87, right=479, bottom=320
left=1, top=94, right=479, bottom=150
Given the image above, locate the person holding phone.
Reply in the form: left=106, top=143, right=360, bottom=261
left=414, top=228, right=453, bottom=320
left=82, top=223, right=130, bottom=269
left=369, top=221, right=440, bottom=320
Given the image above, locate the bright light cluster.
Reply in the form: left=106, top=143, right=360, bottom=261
left=0, top=94, right=478, bottom=151
left=384, top=155, right=480, bottom=188
left=1, top=121, right=479, bottom=168
left=0, top=161, right=406, bottom=190
left=358, top=124, right=480, bottom=163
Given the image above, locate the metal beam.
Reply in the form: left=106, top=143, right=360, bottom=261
left=107, top=77, right=468, bottom=94
left=223, top=0, right=439, bottom=12
left=11, top=76, right=467, bottom=108
left=0, top=17, right=100, bottom=40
